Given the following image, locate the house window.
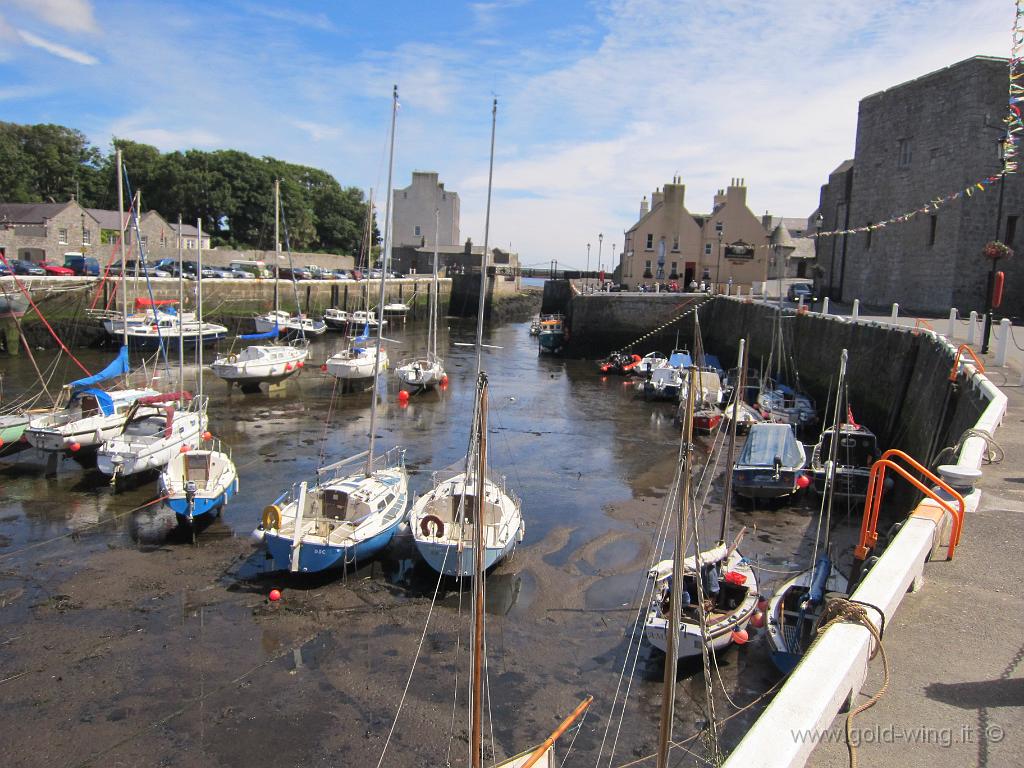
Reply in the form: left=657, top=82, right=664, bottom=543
left=160, top=231, right=167, bottom=247
left=928, top=215, right=937, bottom=246
left=645, top=260, right=651, bottom=271
left=897, top=138, right=912, bottom=168
left=715, top=221, right=723, bottom=234
left=58, top=228, right=68, bottom=244
left=414, top=225, right=421, bottom=236
left=704, top=243, right=712, bottom=255
left=140, top=235, right=148, bottom=248
left=645, top=233, right=654, bottom=250
left=866, top=223, right=873, bottom=250
left=1006, top=215, right=1018, bottom=246
left=82, top=228, right=91, bottom=245
left=671, top=235, right=679, bottom=251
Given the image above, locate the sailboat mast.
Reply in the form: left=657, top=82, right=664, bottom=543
left=719, top=338, right=746, bottom=544
left=196, top=219, right=204, bottom=403
left=116, top=149, right=128, bottom=353
left=474, top=98, right=497, bottom=376
left=274, top=179, right=280, bottom=317
left=366, top=86, right=398, bottom=477
left=431, top=207, right=439, bottom=359
left=657, top=366, right=697, bottom=768
left=178, top=214, right=184, bottom=401
left=819, top=349, right=848, bottom=556
left=470, top=374, right=489, bottom=768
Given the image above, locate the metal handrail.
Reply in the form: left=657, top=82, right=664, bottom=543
left=948, top=343, right=985, bottom=381
left=854, top=448, right=965, bottom=563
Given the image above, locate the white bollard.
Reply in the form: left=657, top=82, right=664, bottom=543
left=948, top=307, right=957, bottom=338
left=798, top=296, right=804, bottom=310
left=996, top=318, right=1011, bottom=366
left=968, top=311, right=977, bottom=345
left=852, top=299, right=860, bottom=320
left=822, top=297, right=830, bottom=315
left=891, top=302, right=899, bottom=321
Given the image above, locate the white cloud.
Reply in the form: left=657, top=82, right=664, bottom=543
left=17, top=30, right=97, bottom=65
left=291, top=120, right=342, bottom=141
left=10, top=0, right=97, bottom=33
left=238, top=3, right=334, bottom=31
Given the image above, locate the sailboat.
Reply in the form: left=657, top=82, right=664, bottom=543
left=211, top=185, right=310, bottom=387
left=395, top=208, right=446, bottom=391
left=160, top=221, right=239, bottom=526
left=766, top=349, right=852, bottom=673
left=645, top=342, right=759, bottom=660
left=757, top=312, right=816, bottom=429
left=410, top=99, right=524, bottom=578
left=254, top=86, right=408, bottom=573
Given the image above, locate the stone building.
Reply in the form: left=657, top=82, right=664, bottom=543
left=816, top=56, right=1022, bottom=315
left=168, top=220, right=212, bottom=251
left=392, top=171, right=460, bottom=248
left=619, top=177, right=773, bottom=291
left=0, top=201, right=102, bottom=263
left=86, top=208, right=176, bottom=255
left=391, top=240, right=519, bottom=284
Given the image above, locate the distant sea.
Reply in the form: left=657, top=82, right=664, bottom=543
left=521, top=277, right=545, bottom=288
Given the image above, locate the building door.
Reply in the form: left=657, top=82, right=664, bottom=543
left=684, top=262, right=696, bottom=287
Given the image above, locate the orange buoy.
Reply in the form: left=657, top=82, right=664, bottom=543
left=179, top=444, right=190, bottom=453
left=796, top=473, right=811, bottom=490
left=69, top=442, right=81, bottom=452
left=202, top=431, right=212, bottom=441
left=750, top=610, right=765, bottom=629
left=269, top=589, right=281, bottom=602
left=440, top=374, right=449, bottom=387
left=0, top=438, right=4, bottom=448
left=731, top=628, right=749, bottom=645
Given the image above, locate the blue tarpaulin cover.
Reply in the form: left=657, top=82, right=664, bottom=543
left=73, top=388, right=115, bottom=416
left=240, top=324, right=279, bottom=340
left=70, top=346, right=129, bottom=391
left=668, top=350, right=692, bottom=368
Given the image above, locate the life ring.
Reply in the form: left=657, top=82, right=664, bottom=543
left=227, top=354, right=238, bottom=364
left=261, top=504, right=282, bottom=530
left=419, top=514, right=445, bottom=538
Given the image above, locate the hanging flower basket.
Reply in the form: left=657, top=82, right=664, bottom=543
left=983, top=240, right=1013, bottom=260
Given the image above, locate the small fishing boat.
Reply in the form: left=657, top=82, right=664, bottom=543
left=323, top=307, right=350, bottom=330
left=720, top=399, right=762, bottom=433
left=639, top=365, right=683, bottom=401
left=693, top=406, right=723, bottom=433
left=731, top=422, right=808, bottom=499
left=382, top=300, right=410, bottom=318
left=160, top=440, right=239, bottom=526
left=757, top=379, right=817, bottom=430
left=528, top=315, right=541, bottom=336
left=634, top=350, right=667, bottom=377
left=809, top=416, right=880, bottom=499
left=325, top=337, right=389, bottom=383
left=537, top=314, right=565, bottom=353
left=253, top=309, right=327, bottom=337
left=211, top=339, right=309, bottom=386
left=97, top=392, right=207, bottom=481
left=350, top=309, right=386, bottom=329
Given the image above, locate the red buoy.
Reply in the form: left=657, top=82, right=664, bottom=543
left=320, top=364, right=328, bottom=373
left=284, top=363, right=293, bottom=372
left=731, top=628, right=749, bottom=645
left=202, top=431, right=213, bottom=441
left=179, top=444, right=190, bottom=453
left=398, top=390, right=410, bottom=404
left=269, top=589, right=281, bottom=602
left=0, top=438, right=4, bottom=448
left=69, top=442, right=81, bottom=452
left=750, top=610, right=765, bottom=629
left=297, top=361, right=304, bottom=368
left=440, top=375, right=449, bottom=387
left=796, top=473, right=811, bottom=490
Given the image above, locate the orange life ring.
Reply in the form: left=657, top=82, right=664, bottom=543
left=420, top=514, right=445, bottom=538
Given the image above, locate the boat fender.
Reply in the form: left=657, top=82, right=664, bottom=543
left=262, top=504, right=282, bottom=531
left=420, top=514, right=445, bottom=538
left=227, top=354, right=238, bottom=364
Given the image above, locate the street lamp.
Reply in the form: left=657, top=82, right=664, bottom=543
left=597, top=233, right=603, bottom=293
left=715, top=221, right=723, bottom=293
left=586, top=242, right=591, bottom=292
left=982, top=136, right=1008, bottom=354
left=770, top=223, right=795, bottom=309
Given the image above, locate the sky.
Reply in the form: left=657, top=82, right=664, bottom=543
left=0, top=0, right=1012, bottom=269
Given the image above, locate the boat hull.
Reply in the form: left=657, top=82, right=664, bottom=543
left=414, top=533, right=520, bottom=578
left=732, top=469, right=803, bottom=499
left=167, top=477, right=238, bottom=524
left=262, top=519, right=401, bottom=573
left=538, top=332, right=564, bottom=353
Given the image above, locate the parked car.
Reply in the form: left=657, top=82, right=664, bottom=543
left=304, top=265, right=329, bottom=280
left=63, top=253, right=100, bottom=276
left=327, top=269, right=349, bottom=280
left=176, top=261, right=217, bottom=279
left=230, top=269, right=255, bottom=279
left=207, top=267, right=234, bottom=279
left=278, top=266, right=314, bottom=281
left=10, top=259, right=47, bottom=276
left=787, top=282, right=818, bottom=303
left=38, top=261, right=75, bottom=276
left=0, top=261, right=10, bottom=276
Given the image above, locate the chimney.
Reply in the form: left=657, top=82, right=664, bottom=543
left=651, top=187, right=664, bottom=209
left=727, top=178, right=747, bottom=206
left=762, top=212, right=773, bottom=230
left=639, top=195, right=649, bottom=218
left=713, top=188, right=726, bottom=207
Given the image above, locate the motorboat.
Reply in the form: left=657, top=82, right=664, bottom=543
left=325, top=340, right=389, bottom=382
left=809, top=418, right=880, bottom=499
left=634, top=350, right=667, bottom=377
left=26, top=386, right=160, bottom=456
left=731, top=422, right=808, bottom=499
left=210, top=338, right=309, bottom=387
left=639, top=365, right=683, bottom=401
left=720, top=399, right=763, bottom=433
left=598, top=352, right=642, bottom=375
left=323, top=307, right=350, bottom=330
left=537, top=314, right=565, bottom=354
left=757, top=379, right=817, bottom=430
left=253, top=309, right=327, bottom=336
left=160, top=440, right=239, bottom=526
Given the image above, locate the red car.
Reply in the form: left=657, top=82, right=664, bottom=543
left=38, top=261, right=75, bottom=276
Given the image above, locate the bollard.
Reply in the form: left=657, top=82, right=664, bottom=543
left=891, top=302, right=899, bottom=321
left=822, top=296, right=829, bottom=315
left=968, top=311, right=977, bottom=345
left=852, top=299, right=860, bottom=320
left=996, top=318, right=1011, bottom=366
left=798, top=296, right=804, bottom=310
left=948, top=307, right=957, bottom=338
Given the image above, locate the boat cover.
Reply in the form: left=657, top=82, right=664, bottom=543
left=704, top=354, right=723, bottom=373
left=73, top=388, right=115, bottom=416
left=138, top=391, right=193, bottom=405
left=240, top=324, right=279, bottom=340
left=738, top=423, right=803, bottom=467
left=668, top=350, right=693, bottom=368
left=70, top=346, right=129, bottom=391
left=134, top=298, right=177, bottom=310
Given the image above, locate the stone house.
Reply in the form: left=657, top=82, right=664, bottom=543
left=392, top=171, right=460, bottom=248
left=85, top=208, right=176, bottom=261
left=0, top=201, right=103, bottom=263
left=168, top=221, right=212, bottom=252
left=620, top=178, right=774, bottom=291
left=815, top=56, right=1022, bottom=315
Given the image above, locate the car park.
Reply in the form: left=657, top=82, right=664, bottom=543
left=0, top=261, right=9, bottom=276
left=230, top=269, right=255, bottom=279
left=62, top=253, right=100, bottom=276
left=278, top=266, right=314, bottom=281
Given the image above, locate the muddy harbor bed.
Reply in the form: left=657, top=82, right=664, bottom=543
left=0, top=315, right=866, bottom=767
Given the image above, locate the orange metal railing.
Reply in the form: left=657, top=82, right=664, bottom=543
left=911, top=318, right=934, bottom=336
left=948, top=344, right=985, bottom=382
left=854, top=449, right=965, bottom=563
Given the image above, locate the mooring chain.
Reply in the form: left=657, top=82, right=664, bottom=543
left=613, top=296, right=716, bottom=355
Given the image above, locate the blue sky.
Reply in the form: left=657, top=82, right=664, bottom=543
left=0, top=0, right=1011, bottom=269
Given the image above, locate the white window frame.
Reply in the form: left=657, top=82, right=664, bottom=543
left=58, top=228, right=68, bottom=244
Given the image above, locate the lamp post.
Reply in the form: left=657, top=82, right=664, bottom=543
left=981, top=136, right=1008, bottom=354
left=597, top=233, right=603, bottom=294
left=770, top=223, right=795, bottom=309
left=715, top=221, right=724, bottom=293
left=586, top=242, right=591, bottom=293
